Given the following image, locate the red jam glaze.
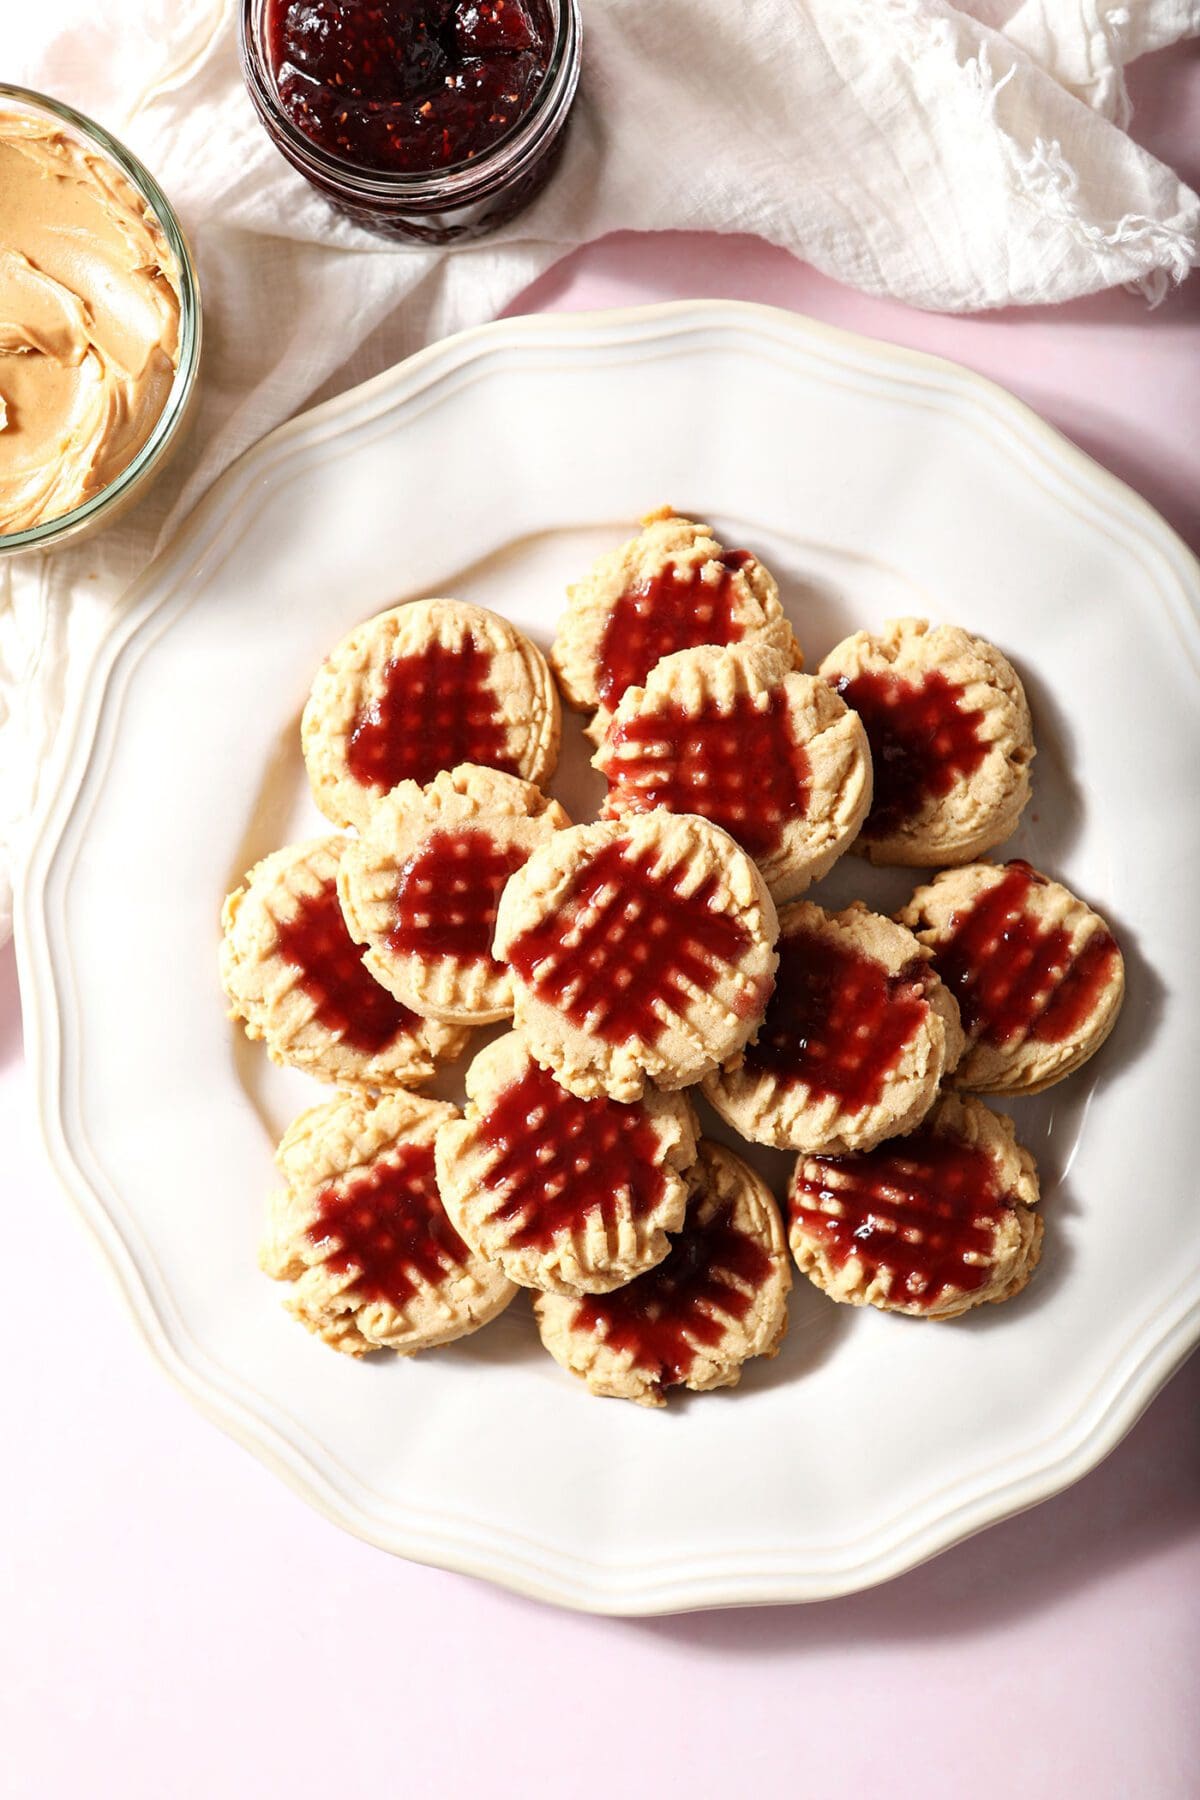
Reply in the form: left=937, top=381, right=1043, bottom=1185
left=477, top=1059, right=668, bottom=1251
left=308, top=1140, right=469, bottom=1307
left=345, top=635, right=518, bottom=792
left=596, top=550, right=752, bottom=710
left=833, top=666, right=987, bottom=839
left=506, top=837, right=754, bottom=1047
left=571, top=1187, right=774, bottom=1387
left=930, top=861, right=1119, bottom=1047
left=266, top=0, right=554, bottom=174
left=601, top=687, right=810, bottom=858
left=743, top=925, right=930, bottom=1114
left=388, top=827, right=527, bottom=965
left=791, top=1129, right=1012, bottom=1309
left=274, top=879, right=419, bottom=1053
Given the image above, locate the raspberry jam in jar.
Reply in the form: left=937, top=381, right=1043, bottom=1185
left=240, top=0, right=581, bottom=241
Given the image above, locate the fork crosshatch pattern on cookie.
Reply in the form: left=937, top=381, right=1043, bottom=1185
left=533, top=1139, right=792, bottom=1404
left=897, top=860, right=1125, bottom=1095
left=346, top=636, right=519, bottom=791
left=433, top=1033, right=697, bottom=1293
left=791, top=1134, right=1004, bottom=1307
left=303, top=599, right=561, bottom=830
left=473, top=1061, right=672, bottom=1250
left=833, top=665, right=987, bottom=840
left=930, top=861, right=1120, bottom=1046
left=788, top=1094, right=1042, bottom=1320
left=743, top=924, right=929, bottom=1112
left=307, top=1143, right=471, bottom=1310
left=600, top=684, right=811, bottom=856
left=275, top=879, right=420, bottom=1053
left=596, top=551, right=752, bottom=707
left=570, top=1186, right=775, bottom=1382
left=504, top=837, right=755, bottom=1047
left=387, top=828, right=528, bottom=965
left=818, top=618, right=1034, bottom=867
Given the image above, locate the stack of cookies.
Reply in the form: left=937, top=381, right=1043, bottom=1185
left=221, top=511, right=1125, bottom=1407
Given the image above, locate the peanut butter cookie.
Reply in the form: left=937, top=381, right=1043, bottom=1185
left=493, top=810, right=779, bottom=1102
left=594, top=642, right=871, bottom=901
left=550, top=511, right=800, bottom=738
left=220, top=838, right=466, bottom=1087
left=534, top=1139, right=791, bottom=1406
left=898, top=859, right=1125, bottom=1095
left=704, top=900, right=964, bottom=1154
left=262, top=1087, right=515, bottom=1356
left=819, top=617, right=1033, bottom=866
left=434, top=1032, right=698, bottom=1295
left=303, top=597, right=560, bottom=830
left=338, top=763, right=570, bottom=1025
left=788, top=1093, right=1042, bottom=1320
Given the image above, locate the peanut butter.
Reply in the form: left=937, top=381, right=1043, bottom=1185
left=0, top=111, right=182, bottom=534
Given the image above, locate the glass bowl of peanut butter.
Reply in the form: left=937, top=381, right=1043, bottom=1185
left=0, top=86, right=202, bottom=555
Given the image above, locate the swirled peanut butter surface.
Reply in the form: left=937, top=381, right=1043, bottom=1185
left=0, top=112, right=182, bottom=533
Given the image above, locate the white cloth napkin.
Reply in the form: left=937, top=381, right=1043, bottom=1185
left=5, top=0, right=1198, bottom=943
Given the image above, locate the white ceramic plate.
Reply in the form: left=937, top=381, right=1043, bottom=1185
left=19, top=302, right=1200, bottom=1615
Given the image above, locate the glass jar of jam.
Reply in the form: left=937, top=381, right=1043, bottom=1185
left=239, top=0, right=581, bottom=243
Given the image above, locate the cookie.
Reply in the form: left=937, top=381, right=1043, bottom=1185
left=788, top=1093, right=1042, bottom=1320
left=261, top=1087, right=515, bottom=1356
left=302, top=598, right=560, bottom=830
left=704, top=900, right=964, bottom=1154
left=550, top=510, right=800, bottom=738
left=593, top=642, right=872, bottom=902
left=493, top=810, right=780, bottom=1102
left=818, top=617, right=1033, bottom=866
left=434, top=1032, right=698, bottom=1295
left=338, top=764, right=570, bottom=1026
left=534, top=1139, right=792, bottom=1407
left=897, top=859, right=1125, bottom=1095
left=220, top=837, right=466, bottom=1087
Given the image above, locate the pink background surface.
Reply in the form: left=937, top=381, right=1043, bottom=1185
left=4, top=43, right=1199, bottom=1800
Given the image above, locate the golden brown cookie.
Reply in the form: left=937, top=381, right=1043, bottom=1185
left=594, top=643, right=872, bottom=902
left=338, top=764, right=570, bottom=1025
left=261, top=1087, right=516, bottom=1357
left=818, top=617, right=1033, bottom=866
left=704, top=900, right=964, bottom=1154
left=550, top=511, right=801, bottom=737
left=534, top=1139, right=791, bottom=1407
left=897, top=860, right=1125, bottom=1096
left=302, top=598, right=560, bottom=830
left=788, top=1093, right=1042, bottom=1320
left=493, top=810, right=780, bottom=1102
left=220, top=838, right=466, bottom=1088
left=433, top=1032, right=698, bottom=1296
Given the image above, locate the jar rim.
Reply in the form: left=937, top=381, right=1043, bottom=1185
left=0, top=84, right=203, bottom=556
left=238, top=0, right=582, bottom=202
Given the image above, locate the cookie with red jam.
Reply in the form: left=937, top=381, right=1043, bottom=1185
left=493, top=809, right=780, bottom=1102
left=535, top=1139, right=791, bottom=1406
left=338, top=763, right=570, bottom=1025
left=262, top=1086, right=515, bottom=1357
left=220, top=837, right=466, bottom=1087
left=704, top=900, right=964, bottom=1154
left=594, top=642, right=871, bottom=902
left=550, top=510, right=800, bottom=739
left=303, top=597, right=560, bottom=830
left=434, top=1032, right=698, bottom=1295
left=788, top=1093, right=1042, bottom=1320
left=897, top=860, right=1125, bottom=1095
left=818, top=617, right=1033, bottom=866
